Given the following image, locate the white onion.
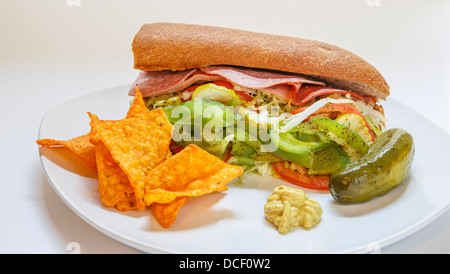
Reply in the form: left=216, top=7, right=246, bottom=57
left=279, top=98, right=354, bottom=133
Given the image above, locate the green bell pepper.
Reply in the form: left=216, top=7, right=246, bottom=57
left=293, top=117, right=369, bottom=159
left=270, top=130, right=330, bottom=155
left=273, top=144, right=351, bottom=175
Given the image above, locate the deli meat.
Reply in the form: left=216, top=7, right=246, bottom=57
left=129, top=65, right=325, bottom=100
left=129, top=69, right=223, bottom=97
left=200, top=66, right=324, bottom=89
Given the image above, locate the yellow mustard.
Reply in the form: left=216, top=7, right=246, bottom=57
left=264, top=185, right=322, bottom=234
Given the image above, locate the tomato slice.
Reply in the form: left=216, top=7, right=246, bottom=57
left=223, top=147, right=233, bottom=162
left=169, top=140, right=185, bottom=154
left=234, top=90, right=254, bottom=102
left=211, top=80, right=234, bottom=90
left=294, top=102, right=357, bottom=116
left=272, top=161, right=330, bottom=190
left=184, top=84, right=203, bottom=93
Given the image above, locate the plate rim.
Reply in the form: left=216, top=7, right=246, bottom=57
left=37, top=84, right=450, bottom=254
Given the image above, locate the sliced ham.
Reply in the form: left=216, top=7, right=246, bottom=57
left=199, top=66, right=324, bottom=89
left=129, top=65, right=326, bottom=101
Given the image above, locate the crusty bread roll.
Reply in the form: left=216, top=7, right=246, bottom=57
left=132, top=22, right=389, bottom=99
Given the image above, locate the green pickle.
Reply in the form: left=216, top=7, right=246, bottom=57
left=329, top=128, right=415, bottom=204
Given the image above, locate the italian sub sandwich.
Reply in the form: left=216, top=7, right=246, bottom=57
left=128, top=22, right=390, bottom=190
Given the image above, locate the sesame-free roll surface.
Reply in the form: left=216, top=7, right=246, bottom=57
left=132, top=22, right=389, bottom=99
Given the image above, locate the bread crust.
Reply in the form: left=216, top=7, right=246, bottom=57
left=132, top=23, right=389, bottom=99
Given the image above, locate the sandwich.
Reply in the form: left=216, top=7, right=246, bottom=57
left=128, top=22, right=389, bottom=190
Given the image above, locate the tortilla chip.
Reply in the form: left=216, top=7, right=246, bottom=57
left=153, top=197, right=188, bottom=229
left=86, top=113, right=136, bottom=211
left=36, top=134, right=97, bottom=171
left=93, top=140, right=137, bottom=210
left=144, top=144, right=243, bottom=206
left=37, top=90, right=169, bottom=213
left=89, top=108, right=173, bottom=210
left=126, top=87, right=149, bottom=118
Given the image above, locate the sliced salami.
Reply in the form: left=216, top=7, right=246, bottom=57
left=129, top=65, right=326, bottom=100
left=129, top=69, right=197, bottom=96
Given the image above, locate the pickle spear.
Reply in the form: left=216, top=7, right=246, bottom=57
left=329, top=128, right=414, bottom=204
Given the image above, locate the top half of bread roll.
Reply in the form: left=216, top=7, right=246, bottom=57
left=132, top=22, right=390, bottom=100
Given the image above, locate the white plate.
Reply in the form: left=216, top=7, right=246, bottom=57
left=38, top=84, right=450, bottom=254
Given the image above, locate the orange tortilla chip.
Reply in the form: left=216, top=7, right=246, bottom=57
left=93, top=139, right=137, bottom=211
left=126, top=87, right=149, bottom=118
left=36, top=89, right=170, bottom=213
left=88, top=114, right=137, bottom=211
left=89, top=108, right=173, bottom=210
left=153, top=197, right=188, bottom=229
left=144, top=144, right=243, bottom=206
left=36, top=134, right=97, bottom=171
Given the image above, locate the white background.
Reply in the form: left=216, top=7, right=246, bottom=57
left=0, top=0, right=449, bottom=253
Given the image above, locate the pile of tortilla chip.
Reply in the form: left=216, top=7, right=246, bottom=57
left=37, top=90, right=243, bottom=228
